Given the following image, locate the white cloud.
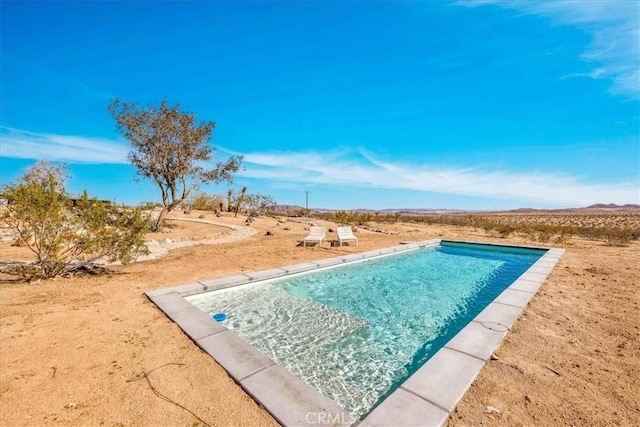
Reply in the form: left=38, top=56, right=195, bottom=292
left=3, top=127, right=636, bottom=206
left=240, top=149, right=639, bottom=206
left=458, top=0, right=640, bottom=99
left=0, top=126, right=129, bottom=164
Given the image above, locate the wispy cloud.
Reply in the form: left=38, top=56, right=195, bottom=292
left=0, top=126, right=129, bottom=164
left=240, top=149, right=639, bottom=206
left=457, top=0, right=640, bottom=99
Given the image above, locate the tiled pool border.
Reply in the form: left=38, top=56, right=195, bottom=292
left=146, top=239, right=564, bottom=426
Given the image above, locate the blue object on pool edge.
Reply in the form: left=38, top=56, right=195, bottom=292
left=212, top=313, right=227, bottom=322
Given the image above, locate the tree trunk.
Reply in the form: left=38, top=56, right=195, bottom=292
left=234, top=186, right=247, bottom=218
left=154, top=206, right=170, bottom=231
left=227, top=189, right=233, bottom=212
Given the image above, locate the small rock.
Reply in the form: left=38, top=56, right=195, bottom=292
left=65, top=402, right=77, bottom=410
left=484, top=405, right=501, bottom=415
left=198, top=214, right=205, bottom=219
left=283, top=227, right=291, bottom=231
left=183, top=210, right=191, bottom=214
left=265, top=231, right=274, bottom=236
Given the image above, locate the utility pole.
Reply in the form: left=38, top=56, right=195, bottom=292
left=305, top=190, right=309, bottom=216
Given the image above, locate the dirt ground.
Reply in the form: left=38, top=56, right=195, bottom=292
left=1, top=211, right=638, bottom=426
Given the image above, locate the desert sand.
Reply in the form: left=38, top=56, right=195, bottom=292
left=1, top=211, right=638, bottom=426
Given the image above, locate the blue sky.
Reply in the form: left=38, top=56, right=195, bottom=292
left=1, top=1, right=638, bottom=210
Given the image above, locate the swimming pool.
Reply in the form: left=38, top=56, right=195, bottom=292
left=146, top=239, right=564, bottom=426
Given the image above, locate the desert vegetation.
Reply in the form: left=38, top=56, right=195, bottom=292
left=307, top=209, right=640, bottom=246
left=1, top=162, right=149, bottom=279
left=184, top=192, right=226, bottom=212
left=182, top=190, right=277, bottom=218
left=109, top=99, right=243, bottom=230
left=313, top=210, right=401, bottom=225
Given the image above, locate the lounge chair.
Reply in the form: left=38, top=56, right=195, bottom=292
left=337, top=226, right=358, bottom=246
left=303, top=226, right=326, bottom=247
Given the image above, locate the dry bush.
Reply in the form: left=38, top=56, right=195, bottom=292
left=186, top=193, right=225, bottom=211
left=402, top=210, right=640, bottom=246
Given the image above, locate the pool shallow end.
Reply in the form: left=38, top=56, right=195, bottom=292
left=146, top=239, right=564, bottom=427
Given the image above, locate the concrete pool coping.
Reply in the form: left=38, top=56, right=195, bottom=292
left=146, top=239, right=564, bottom=426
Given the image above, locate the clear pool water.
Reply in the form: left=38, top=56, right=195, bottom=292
left=187, top=242, right=544, bottom=418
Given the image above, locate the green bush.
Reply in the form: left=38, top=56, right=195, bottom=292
left=2, top=162, right=150, bottom=279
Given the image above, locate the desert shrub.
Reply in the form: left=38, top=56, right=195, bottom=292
left=186, top=192, right=225, bottom=211
left=495, top=223, right=515, bottom=238
left=532, top=224, right=555, bottom=243
left=553, top=226, right=577, bottom=244
left=1, top=162, right=150, bottom=279
left=514, top=223, right=576, bottom=244
left=354, top=212, right=373, bottom=225
left=538, top=227, right=554, bottom=243
left=334, top=210, right=350, bottom=225
left=476, top=218, right=514, bottom=238
left=139, top=201, right=162, bottom=210
left=517, top=224, right=539, bottom=242
left=601, top=228, right=631, bottom=246
left=370, top=213, right=400, bottom=224
left=288, top=208, right=309, bottom=217
left=580, top=227, right=604, bottom=242
left=244, top=193, right=277, bottom=216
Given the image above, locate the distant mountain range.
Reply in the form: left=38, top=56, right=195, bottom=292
left=583, top=203, right=640, bottom=209
left=272, top=203, right=640, bottom=214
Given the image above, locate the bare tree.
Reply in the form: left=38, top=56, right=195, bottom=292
left=22, top=161, right=69, bottom=192
left=109, top=99, right=242, bottom=230
left=244, top=193, right=277, bottom=217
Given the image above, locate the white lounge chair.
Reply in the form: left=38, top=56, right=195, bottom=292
left=337, top=226, right=358, bottom=246
left=303, top=226, right=326, bottom=247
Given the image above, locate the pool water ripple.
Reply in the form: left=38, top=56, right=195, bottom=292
left=188, top=244, right=542, bottom=418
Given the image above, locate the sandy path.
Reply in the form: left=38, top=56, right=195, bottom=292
left=136, top=217, right=257, bottom=262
